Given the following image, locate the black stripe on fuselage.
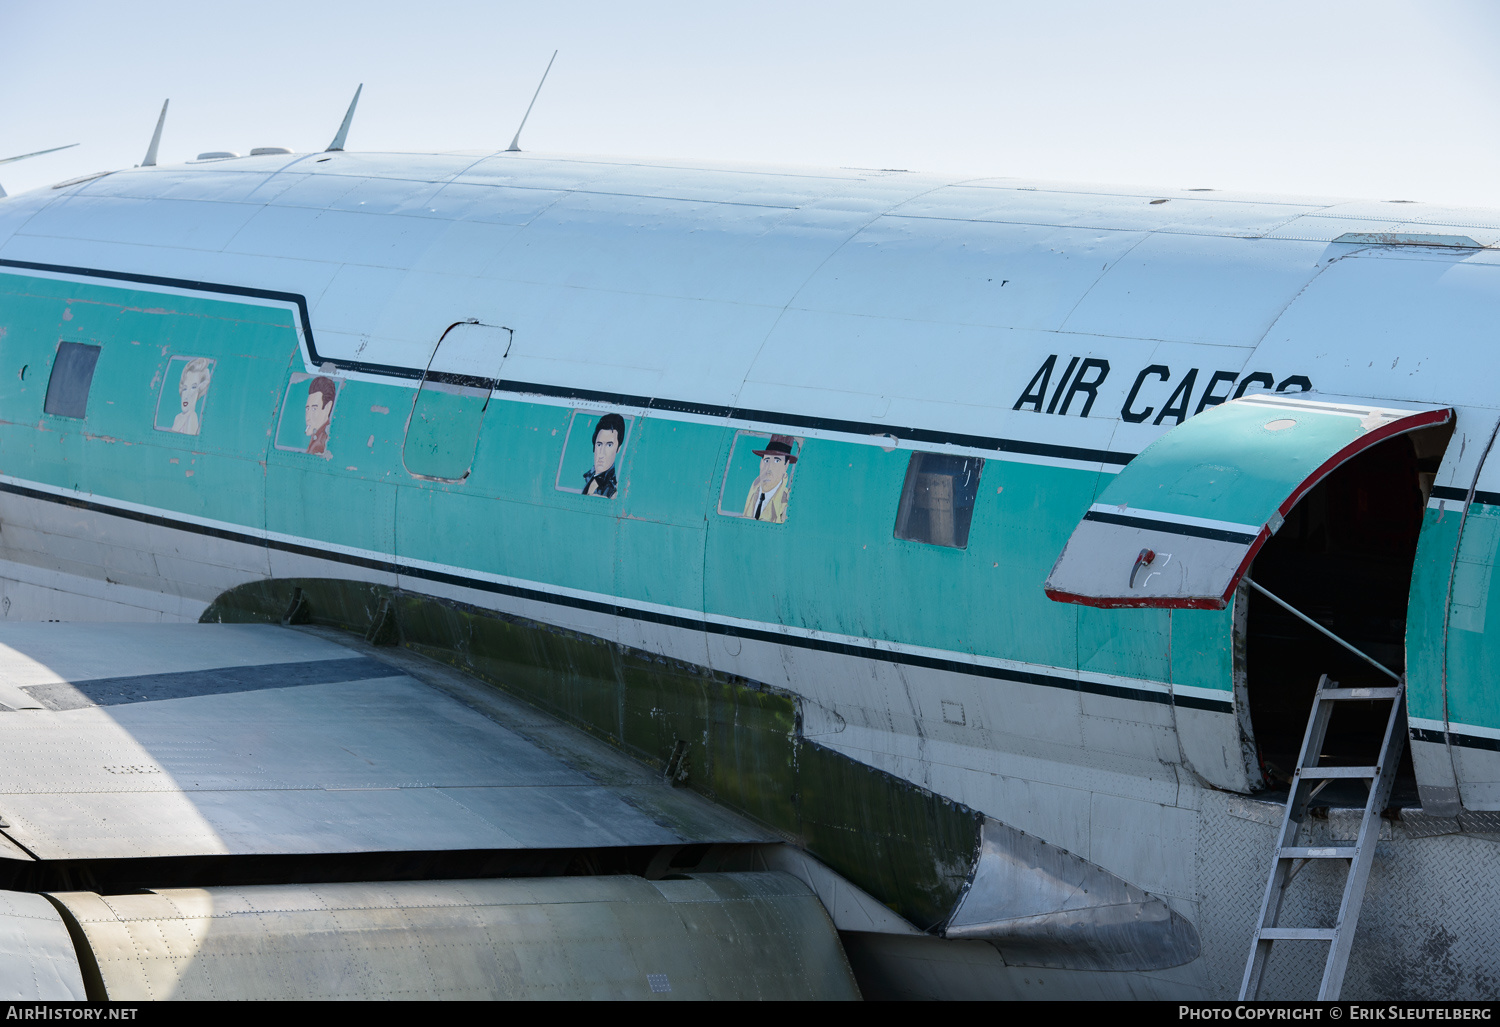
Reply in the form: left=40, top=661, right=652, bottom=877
left=1082, top=509, right=1260, bottom=544
left=0, top=480, right=1233, bottom=714
left=1410, top=725, right=1500, bottom=753
left=1431, top=485, right=1500, bottom=507
left=0, top=258, right=1134, bottom=467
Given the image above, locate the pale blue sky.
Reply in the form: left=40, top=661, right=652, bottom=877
left=3, top=1, right=1500, bottom=204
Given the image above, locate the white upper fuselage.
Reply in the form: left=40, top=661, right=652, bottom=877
left=3, top=149, right=1499, bottom=478
left=5, top=150, right=1500, bottom=1002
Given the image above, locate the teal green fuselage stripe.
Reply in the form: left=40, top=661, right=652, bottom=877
left=0, top=256, right=1136, bottom=465
left=1423, top=501, right=1500, bottom=732
left=0, top=270, right=1244, bottom=707
left=0, top=479, right=1228, bottom=711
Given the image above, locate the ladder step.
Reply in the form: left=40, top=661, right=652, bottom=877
left=1319, top=687, right=1400, bottom=701
left=1240, top=672, right=1408, bottom=1001
left=1258, top=927, right=1336, bottom=941
left=1297, top=766, right=1378, bottom=779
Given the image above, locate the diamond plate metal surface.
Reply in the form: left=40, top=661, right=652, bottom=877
left=1457, top=809, right=1500, bottom=835
left=1393, top=808, right=1500, bottom=841
left=1196, top=790, right=1500, bottom=1000
left=1398, top=808, right=1462, bottom=839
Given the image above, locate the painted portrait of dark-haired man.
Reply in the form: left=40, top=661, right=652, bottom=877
left=582, top=412, right=625, bottom=497
left=305, top=376, right=337, bottom=455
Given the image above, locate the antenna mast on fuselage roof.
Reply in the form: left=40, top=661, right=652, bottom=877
left=141, top=99, right=169, bottom=167
left=0, top=143, right=80, bottom=198
left=326, top=85, right=363, bottom=152
left=506, top=50, right=558, bottom=153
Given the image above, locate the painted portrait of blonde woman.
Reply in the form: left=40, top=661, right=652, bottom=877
left=170, top=357, right=213, bottom=435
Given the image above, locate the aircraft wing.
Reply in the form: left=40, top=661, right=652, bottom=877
left=0, top=622, right=866, bottom=1000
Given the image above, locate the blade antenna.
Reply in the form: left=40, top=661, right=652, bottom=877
left=0, top=143, right=80, bottom=199
left=507, top=50, right=558, bottom=152
left=141, top=99, right=169, bottom=167
left=0, top=143, right=79, bottom=168
left=327, top=84, right=363, bottom=152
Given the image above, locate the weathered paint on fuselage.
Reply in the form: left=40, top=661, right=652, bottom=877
left=0, top=268, right=1234, bottom=692
left=3, top=152, right=1500, bottom=997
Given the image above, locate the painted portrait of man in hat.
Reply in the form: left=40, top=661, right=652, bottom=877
left=742, top=434, right=798, bottom=523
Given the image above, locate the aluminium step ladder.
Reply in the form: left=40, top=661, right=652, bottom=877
left=1239, top=673, right=1407, bottom=1001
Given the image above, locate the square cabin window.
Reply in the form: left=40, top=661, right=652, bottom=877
left=894, top=453, right=984, bottom=549
left=717, top=431, right=803, bottom=523
left=44, top=342, right=102, bottom=419
left=555, top=409, right=634, bottom=498
left=274, top=372, right=342, bottom=457
left=154, top=356, right=216, bottom=436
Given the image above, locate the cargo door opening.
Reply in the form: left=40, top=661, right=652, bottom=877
left=1044, top=394, right=1455, bottom=797
left=1243, top=422, right=1453, bottom=798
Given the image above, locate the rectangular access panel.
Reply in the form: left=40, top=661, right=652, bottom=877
left=1045, top=393, right=1452, bottom=609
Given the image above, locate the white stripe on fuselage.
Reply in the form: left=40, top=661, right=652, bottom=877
left=1087, top=503, right=1261, bottom=535
left=0, top=471, right=1221, bottom=707
left=1411, top=716, right=1500, bottom=741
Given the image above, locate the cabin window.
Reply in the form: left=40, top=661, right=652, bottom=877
left=894, top=453, right=983, bottom=549
left=154, top=356, right=215, bottom=436
left=274, top=372, right=342, bottom=457
left=403, top=322, right=510, bottom=482
left=555, top=410, right=633, bottom=498
left=718, top=432, right=802, bottom=523
left=43, top=342, right=101, bottom=419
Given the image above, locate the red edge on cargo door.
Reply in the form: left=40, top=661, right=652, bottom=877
left=1044, top=407, right=1453, bottom=611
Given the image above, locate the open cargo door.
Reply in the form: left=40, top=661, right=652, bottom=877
left=1046, top=393, right=1453, bottom=610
